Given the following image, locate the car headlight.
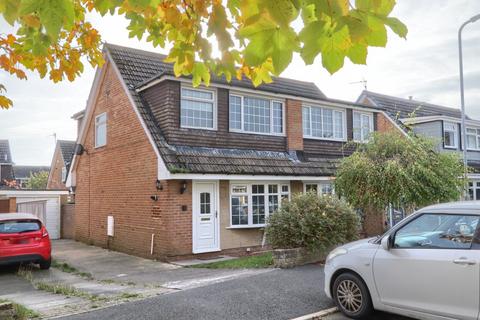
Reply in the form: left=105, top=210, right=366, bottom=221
left=326, top=248, right=348, bottom=264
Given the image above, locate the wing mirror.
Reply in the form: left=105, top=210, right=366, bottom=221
left=381, top=234, right=393, bottom=251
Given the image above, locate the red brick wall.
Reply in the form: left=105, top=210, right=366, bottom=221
left=376, top=112, right=398, bottom=133
left=74, top=62, right=193, bottom=259
left=47, top=146, right=67, bottom=190
left=286, top=99, right=303, bottom=151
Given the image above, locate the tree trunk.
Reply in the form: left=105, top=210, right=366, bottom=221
left=363, top=206, right=386, bottom=237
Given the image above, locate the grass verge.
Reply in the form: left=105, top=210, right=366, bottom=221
left=0, top=299, right=40, bottom=320
left=189, top=252, right=273, bottom=269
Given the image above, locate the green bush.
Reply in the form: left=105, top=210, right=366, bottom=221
left=265, top=192, right=359, bottom=251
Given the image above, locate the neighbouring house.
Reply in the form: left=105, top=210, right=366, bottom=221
left=358, top=90, right=480, bottom=200
left=0, top=140, right=68, bottom=238
left=67, top=44, right=402, bottom=260
left=46, top=139, right=78, bottom=238
left=14, top=165, right=50, bottom=188
left=47, top=140, right=77, bottom=191
left=0, top=140, right=14, bottom=186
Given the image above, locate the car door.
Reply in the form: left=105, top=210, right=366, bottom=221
left=373, top=212, right=480, bottom=320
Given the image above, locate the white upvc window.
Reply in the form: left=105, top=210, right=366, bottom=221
left=180, top=87, right=216, bottom=130
left=466, top=128, right=480, bottom=150
left=61, top=167, right=67, bottom=182
left=443, top=121, right=457, bottom=149
left=353, top=111, right=374, bottom=142
left=95, top=112, right=107, bottom=148
left=303, top=105, right=346, bottom=141
left=229, top=94, right=284, bottom=135
left=304, top=182, right=334, bottom=196
left=468, top=181, right=480, bottom=200
left=230, top=182, right=290, bottom=227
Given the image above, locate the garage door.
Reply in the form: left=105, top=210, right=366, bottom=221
left=17, top=200, right=47, bottom=225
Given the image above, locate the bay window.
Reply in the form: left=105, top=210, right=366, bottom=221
left=353, top=111, right=373, bottom=142
left=230, top=182, right=290, bottom=227
left=466, top=128, right=480, bottom=150
left=180, top=87, right=216, bottom=129
left=443, top=121, right=457, bottom=148
left=229, top=95, right=284, bottom=135
left=303, top=106, right=345, bottom=140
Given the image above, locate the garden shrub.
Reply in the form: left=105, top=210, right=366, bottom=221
left=266, top=192, right=359, bottom=251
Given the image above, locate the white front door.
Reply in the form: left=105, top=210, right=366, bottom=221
left=193, top=182, right=219, bottom=253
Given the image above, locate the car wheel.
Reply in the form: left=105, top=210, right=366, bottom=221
left=39, top=258, right=51, bottom=270
left=333, top=272, right=373, bottom=319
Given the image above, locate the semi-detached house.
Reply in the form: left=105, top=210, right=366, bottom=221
left=67, top=44, right=401, bottom=260
left=358, top=91, right=480, bottom=201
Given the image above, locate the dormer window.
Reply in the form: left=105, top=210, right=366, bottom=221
left=443, top=121, right=457, bottom=149
left=353, top=111, right=374, bottom=142
left=229, top=94, right=284, bottom=135
left=180, top=87, right=216, bottom=130
left=303, top=105, right=346, bottom=141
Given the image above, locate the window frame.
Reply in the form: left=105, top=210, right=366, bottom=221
left=229, top=181, right=290, bottom=228
left=467, top=181, right=480, bottom=201
left=303, top=181, right=335, bottom=196
left=352, top=111, right=374, bottom=143
left=61, top=166, right=67, bottom=182
left=302, top=105, right=347, bottom=142
left=391, top=212, right=480, bottom=250
left=443, top=121, right=458, bottom=149
left=180, top=85, right=217, bottom=130
left=94, top=112, right=107, bottom=148
left=466, top=127, right=480, bottom=151
left=228, top=93, right=286, bottom=136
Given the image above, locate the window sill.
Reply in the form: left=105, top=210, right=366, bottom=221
left=180, top=126, right=217, bottom=131
left=229, top=129, right=285, bottom=137
left=226, top=225, right=266, bottom=229
left=303, top=136, right=347, bottom=142
left=444, top=146, right=458, bottom=150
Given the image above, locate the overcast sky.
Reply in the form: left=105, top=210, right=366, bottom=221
left=1, top=0, right=480, bottom=165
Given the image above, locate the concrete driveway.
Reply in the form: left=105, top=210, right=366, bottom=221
left=52, top=240, right=272, bottom=289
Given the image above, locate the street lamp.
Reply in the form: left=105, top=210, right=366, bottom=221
left=458, top=14, right=480, bottom=199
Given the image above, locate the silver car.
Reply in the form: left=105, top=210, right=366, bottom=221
left=324, top=201, right=480, bottom=320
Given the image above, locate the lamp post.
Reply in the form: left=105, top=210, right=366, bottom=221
left=458, top=14, right=480, bottom=199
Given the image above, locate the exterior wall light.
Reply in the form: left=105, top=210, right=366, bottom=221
left=180, top=180, right=188, bottom=194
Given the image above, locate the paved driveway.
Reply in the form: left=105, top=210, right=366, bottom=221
left=52, top=240, right=269, bottom=288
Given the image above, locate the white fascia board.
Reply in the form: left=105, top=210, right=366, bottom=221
left=136, top=75, right=381, bottom=114
left=165, top=173, right=335, bottom=181
left=0, top=190, right=69, bottom=196
left=402, top=116, right=480, bottom=127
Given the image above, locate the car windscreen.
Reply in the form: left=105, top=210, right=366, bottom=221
left=0, top=220, right=41, bottom=234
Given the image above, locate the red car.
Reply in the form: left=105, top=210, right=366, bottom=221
left=0, top=213, right=51, bottom=269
